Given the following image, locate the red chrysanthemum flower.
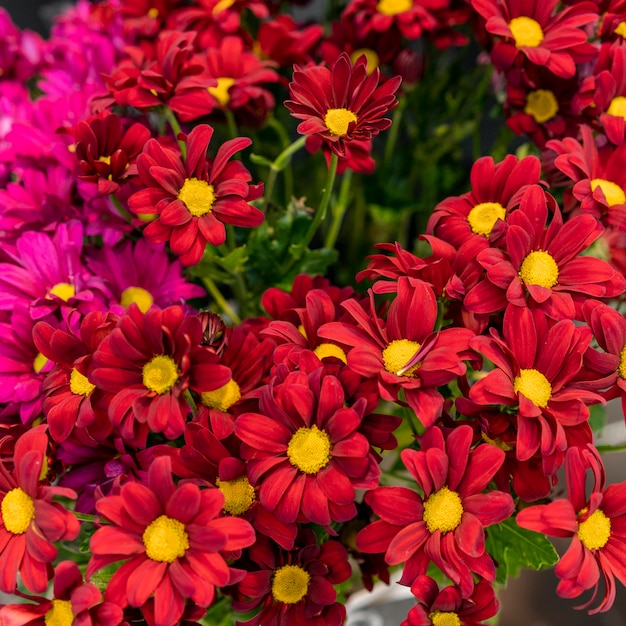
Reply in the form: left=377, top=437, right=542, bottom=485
left=401, top=576, right=499, bottom=626
left=90, top=304, right=231, bottom=447
left=464, top=194, right=625, bottom=319
left=235, top=369, right=383, bottom=526
left=0, top=426, right=79, bottom=594
left=356, top=425, right=514, bottom=596
left=517, top=445, right=626, bottom=613
left=285, top=52, right=401, bottom=159
left=472, top=0, right=598, bottom=79
left=320, top=277, right=474, bottom=428
left=231, top=531, right=351, bottom=626
left=427, top=154, right=547, bottom=248
left=469, top=305, right=603, bottom=475
left=128, top=124, right=264, bottom=266
left=87, top=456, right=255, bottom=626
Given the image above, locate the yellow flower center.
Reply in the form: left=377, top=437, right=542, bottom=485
left=147, top=7, right=159, bottom=18
left=429, top=611, right=462, bottom=626
left=33, top=352, right=49, bottom=373
left=208, top=77, right=236, bottom=107
left=577, top=508, right=611, bottom=551
left=212, top=0, right=235, bottom=15
left=519, top=250, right=559, bottom=288
left=44, top=600, right=74, bottom=626
left=313, top=343, right=347, bottom=363
left=297, top=324, right=307, bottom=339
left=590, top=178, right=626, bottom=207
left=382, top=339, right=421, bottom=377
left=69, top=368, right=95, bottom=396
left=376, top=0, right=412, bottom=16
left=524, top=89, right=559, bottom=124
left=513, top=368, right=552, bottom=408
left=142, top=355, right=179, bottom=394
left=49, top=282, right=75, bottom=302
left=216, top=476, right=255, bottom=516
left=200, top=379, right=241, bottom=412
left=350, top=48, right=380, bottom=74
left=272, top=565, right=310, bottom=604
left=324, top=108, right=358, bottom=137
left=467, top=201, right=506, bottom=236
left=607, top=96, right=626, bottom=120
left=618, top=346, right=626, bottom=379
left=423, top=487, right=464, bottom=534
left=287, top=425, right=331, bottom=474
left=481, top=431, right=514, bottom=452
left=615, top=21, right=626, bottom=38
left=178, top=178, right=215, bottom=217
left=509, top=16, right=544, bottom=48
left=120, top=286, right=154, bottom=313
left=1, top=488, right=35, bottom=535
left=98, top=155, right=111, bottom=166
left=142, top=515, right=189, bottom=563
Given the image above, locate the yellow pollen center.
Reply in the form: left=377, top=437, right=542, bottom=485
left=382, top=339, right=421, bottom=376
left=313, top=343, right=348, bottom=363
left=324, top=108, right=358, bottom=137
left=142, top=515, right=189, bottom=563
left=519, top=250, right=559, bottom=288
left=481, top=431, right=514, bottom=452
left=200, top=379, right=241, bottom=412
left=509, top=16, right=544, bottom=48
left=216, top=476, right=255, bottom=515
left=213, top=0, right=236, bottom=15
left=350, top=49, right=380, bottom=74
left=208, top=77, right=236, bottom=107
left=33, top=352, right=49, bottom=373
left=467, top=201, right=506, bottom=236
left=69, top=368, right=95, bottom=396
left=577, top=508, right=611, bottom=550
left=1, top=488, right=35, bottom=535
left=49, top=282, right=75, bottom=302
left=272, top=565, right=310, bottom=604
left=297, top=324, right=308, bottom=339
left=147, top=7, right=159, bottom=18
left=615, top=21, right=626, bottom=38
left=607, top=96, right=626, bottom=120
left=590, top=178, right=626, bottom=207
left=429, top=611, right=462, bottom=626
left=98, top=155, right=111, bottom=165
left=120, top=286, right=154, bottom=313
left=525, top=89, right=559, bottom=123
left=142, top=355, right=179, bottom=394
left=287, top=425, right=331, bottom=474
left=376, top=0, right=412, bottom=16
left=513, top=368, right=552, bottom=408
left=44, top=600, right=74, bottom=626
left=178, top=178, right=215, bottom=217
left=423, top=486, right=463, bottom=534
left=618, top=346, right=626, bottom=379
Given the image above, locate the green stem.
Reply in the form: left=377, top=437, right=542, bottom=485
left=223, top=108, right=239, bottom=141
left=183, top=388, right=198, bottom=416
left=324, top=168, right=353, bottom=249
left=202, top=276, right=241, bottom=324
left=261, top=135, right=307, bottom=212
left=163, top=108, right=186, bottom=159
left=110, top=194, right=133, bottom=222
left=384, top=95, right=407, bottom=168
left=74, top=512, right=99, bottom=523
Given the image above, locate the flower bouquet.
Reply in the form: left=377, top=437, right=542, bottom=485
left=1, top=0, right=626, bottom=625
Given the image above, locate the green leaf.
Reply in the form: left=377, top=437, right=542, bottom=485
left=249, top=153, right=274, bottom=168
left=485, top=516, right=558, bottom=586
left=218, top=245, right=249, bottom=273
left=588, top=403, right=606, bottom=436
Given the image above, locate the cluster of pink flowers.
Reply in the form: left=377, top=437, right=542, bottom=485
left=1, top=0, right=626, bottom=625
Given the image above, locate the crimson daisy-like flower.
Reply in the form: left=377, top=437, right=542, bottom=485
left=285, top=52, right=401, bottom=159
left=235, top=369, right=382, bottom=527
left=517, top=445, right=626, bottom=613
left=469, top=305, right=602, bottom=476
left=87, top=456, right=255, bottom=626
left=90, top=304, right=231, bottom=447
left=128, top=124, right=264, bottom=266
left=231, top=531, right=351, bottom=626
left=472, top=0, right=598, bottom=79
left=463, top=193, right=625, bottom=319
left=0, top=426, right=79, bottom=594
left=356, top=425, right=514, bottom=596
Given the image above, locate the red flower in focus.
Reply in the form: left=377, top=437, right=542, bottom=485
left=74, top=112, right=150, bottom=196
left=517, top=445, right=626, bottom=613
left=472, top=0, right=598, bottom=79
left=285, top=52, right=401, bottom=159
left=235, top=370, right=383, bottom=526
left=90, top=304, right=231, bottom=447
left=401, top=576, right=499, bottom=626
left=231, top=531, right=351, bottom=626
left=0, top=426, right=79, bottom=593
left=128, top=124, right=264, bottom=266
left=356, top=425, right=514, bottom=596
left=87, top=456, right=255, bottom=625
